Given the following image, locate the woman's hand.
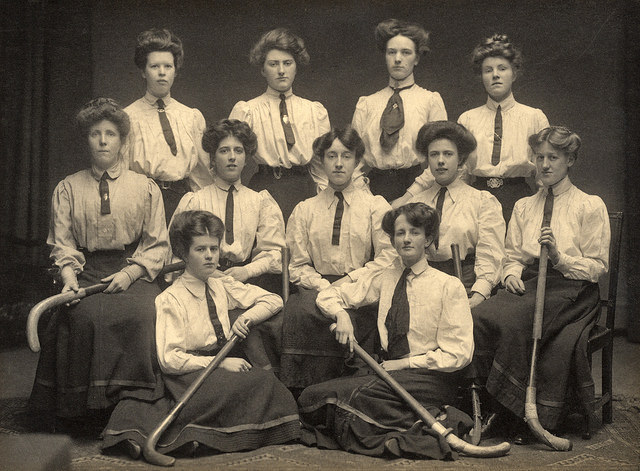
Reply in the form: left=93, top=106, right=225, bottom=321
left=61, top=266, right=80, bottom=306
left=505, top=275, right=525, bottom=295
left=231, top=316, right=250, bottom=339
left=101, top=271, right=133, bottom=294
left=381, top=359, right=405, bottom=371
left=220, top=357, right=252, bottom=373
left=539, top=226, right=560, bottom=265
left=468, top=292, right=486, bottom=309
left=334, top=312, right=355, bottom=352
left=223, top=266, right=250, bottom=283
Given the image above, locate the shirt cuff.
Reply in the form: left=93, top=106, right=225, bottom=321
left=552, top=251, right=570, bottom=276
left=121, top=263, right=146, bottom=282
left=471, top=279, right=492, bottom=300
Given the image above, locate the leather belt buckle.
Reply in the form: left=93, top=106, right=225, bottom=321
left=487, top=177, right=504, bottom=189
left=157, top=180, right=171, bottom=190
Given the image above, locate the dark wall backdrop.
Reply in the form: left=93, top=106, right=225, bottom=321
left=4, top=0, right=637, bottom=333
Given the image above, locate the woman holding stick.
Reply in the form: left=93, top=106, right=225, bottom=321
left=102, top=211, right=299, bottom=460
left=301, top=203, right=474, bottom=460
left=29, top=98, right=169, bottom=425
left=471, top=126, right=609, bottom=443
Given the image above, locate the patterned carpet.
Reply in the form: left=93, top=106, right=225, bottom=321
left=1, top=396, right=639, bottom=470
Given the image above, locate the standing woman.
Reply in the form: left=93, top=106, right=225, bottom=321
left=229, top=28, right=330, bottom=221
left=29, top=98, right=169, bottom=422
left=401, top=34, right=549, bottom=222
left=352, top=18, right=447, bottom=202
left=123, top=28, right=213, bottom=222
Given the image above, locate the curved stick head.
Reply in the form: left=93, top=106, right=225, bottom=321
left=142, top=444, right=176, bottom=467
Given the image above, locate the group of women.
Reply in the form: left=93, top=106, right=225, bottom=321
left=28, top=19, right=610, bottom=462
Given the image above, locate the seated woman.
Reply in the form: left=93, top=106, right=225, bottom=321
left=123, top=28, right=213, bottom=221
left=171, top=118, right=286, bottom=368
left=472, top=126, right=610, bottom=439
left=299, top=203, right=473, bottom=460
left=102, top=210, right=299, bottom=459
left=280, top=126, right=396, bottom=392
left=229, top=28, right=330, bottom=221
left=395, top=34, right=549, bottom=223
left=352, top=19, right=447, bottom=201
left=409, top=121, right=505, bottom=308
left=29, top=98, right=169, bottom=423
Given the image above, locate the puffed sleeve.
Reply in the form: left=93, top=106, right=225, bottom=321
left=316, top=267, right=384, bottom=321
left=156, top=291, right=212, bottom=374
left=223, top=275, right=283, bottom=325
left=503, top=199, right=528, bottom=282
left=351, top=96, right=367, bottom=135
left=186, top=109, right=213, bottom=192
left=408, top=276, right=473, bottom=371
left=125, top=179, right=169, bottom=281
left=407, top=168, right=435, bottom=196
left=286, top=201, right=330, bottom=291
left=472, top=191, right=506, bottom=298
left=457, top=111, right=477, bottom=176
left=428, top=91, right=448, bottom=122
left=348, top=195, right=397, bottom=282
left=47, top=180, right=85, bottom=274
left=228, top=101, right=253, bottom=127
left=246, top=190, right=286, bottom=278
left=553, top=196, right=610, bottom=282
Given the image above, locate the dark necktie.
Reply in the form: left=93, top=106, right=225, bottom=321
left=279, top=93, right=295, bottom=150
left=331, top=191, right=344, bottom=246
left=99, top=172, right=111, bottom=215
left=542, top=186, right=554, bottom=227
left=379, top=84, right=413, bottom=153
left=156, top=99, right=177, bottom=156
left=434, top=186, right=447, bottom=250
left=225, top=185, right=235, bottom=244
left=384, top=267, right=412, bottom=359
left=206, top=287, right=226, bottom=347
left=490, top=105, right=502, bottom=166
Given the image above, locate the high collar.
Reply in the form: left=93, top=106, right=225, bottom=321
left=91, top=159, right=123, bottom=181
left=322, top=181, right=355, bottom=208
left=486, top=92, right=516, bottom=112
left=544, top=175, right=572, bottom=197
left=214, top=176, right=242, bottom=192
left=143, top=91, right=172, bottom=106
left=180, top=271, right=213, bottom=300
left=388, top=74, right=415, bottom=89
left=431, top=176, right=464, bottom=203
left=406, top=256, right=428, bottom=276
left=266, top=87, right=293, bottom=99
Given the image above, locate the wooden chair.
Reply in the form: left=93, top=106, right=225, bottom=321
left=583, top=211, right=623, bottom=439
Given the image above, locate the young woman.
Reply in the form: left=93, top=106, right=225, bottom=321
left=352, top=19, right=447, bottom=201
left=229, top=28, right=330, bottom=220
left=280, top=126, right=396, bottom=392
left=397, top=34, right=549, bottom=223
left=29, top=98, right=169, bottom=422
left=102, top=210, right=299, bottom=459
left=472, top=126, right=609, bottom=440
left=299, top=203, right=473, bottom=459
left=409, top=121, right=505, bottom=308
left=123, top=28, right=213, bottom=221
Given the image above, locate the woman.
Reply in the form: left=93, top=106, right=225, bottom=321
left=397, top=34, right=549, bottom=223
left=472, top=126, right=609, bottom=440
left=229, top=27, right=330, bottom=221
left=280, top=126, right=396, bottom=392
left=29, top=98, right=169, bottom=423
left=102, top=211, right=299, bottom=460
left=123, top=28, right=213, bottom=221
left=409, top=121, right=505, bottom=308
left=300, top=203, right=473, bottom=459
left=352, top=19, right=447, bottom=201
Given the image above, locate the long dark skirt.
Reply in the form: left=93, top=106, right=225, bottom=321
left=471, top=177, right=532, bottom=224
left=298, top=368, right=472, bottom=460
left=102, top=366, right=300, bottom=455
left=249, top=168, right=316, bottom=222
left=472, top=264, right=599, bottom=429
left=429, top=255, right=476, bottom=294
left=279, top=286, right=378, bottom=389
left=29, top=248, right=163, bottom=417
left=367, top=164, right=423, bottom=202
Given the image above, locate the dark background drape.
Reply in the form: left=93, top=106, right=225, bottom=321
left=1, top=0, right=638, bottom=339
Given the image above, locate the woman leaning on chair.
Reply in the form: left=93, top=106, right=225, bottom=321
left=29, top=98, right=169, bottom=426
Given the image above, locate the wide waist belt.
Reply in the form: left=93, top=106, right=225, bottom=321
left=153, top=178, right=190, bottom=193
left=218, top=257, right=251, bottom=271
left=367, top=164, right=421, bottom=177
left=474, top=176, right=526, bottom=189
left=257, top=164, right=309, bottom=178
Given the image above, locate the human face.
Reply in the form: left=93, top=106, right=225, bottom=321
left=393, top=214, right=429, bottom=268
left=88, top=120, right=122, bottom=170
left=323, top=138, right=357, bottom=191
left=427, top=138, right=460, bottom=187
left=534, top=141, right=575, bottom=187
left=213, top=136, right=245, bottom=184
left=185, top=234, right=220, bottom=282
left=261, top=49, right=296, bottom=93
left=142, top=51, right=175, bottom=98
left=481, top=56, right=515, bottom=103
left=385, top=35, right=419, bottom=83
